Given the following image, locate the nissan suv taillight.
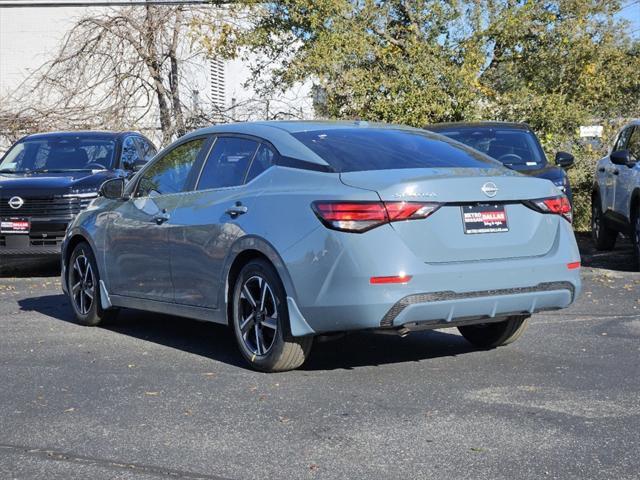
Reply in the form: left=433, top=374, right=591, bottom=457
left=312, top=201, right=441, bottom=233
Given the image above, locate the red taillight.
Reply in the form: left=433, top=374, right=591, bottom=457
left=526, top=195, right=572, bottom=223
left=567, top=261, right=581, bottom=270
left=312, top=201, right=440, bottom=232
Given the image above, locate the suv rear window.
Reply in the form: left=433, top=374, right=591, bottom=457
left=292, top=128, right=500, bottom=173
left=433, top=127, right=547, bottom=169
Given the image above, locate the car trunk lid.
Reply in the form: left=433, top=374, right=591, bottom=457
left=340, top=168, right=563, bottom=263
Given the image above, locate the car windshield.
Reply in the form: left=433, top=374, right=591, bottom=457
left=292, top=128, right=502, bottom=172
left=0, top=135, right=116, bottom=173
left=431, top=127, right=547, bottom=169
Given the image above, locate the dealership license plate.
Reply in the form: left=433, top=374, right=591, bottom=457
left=0, top=217, right=30, bottom=234
left=461, top=204, right=508, bottom=234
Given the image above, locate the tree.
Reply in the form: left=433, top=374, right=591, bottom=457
left=231, top=0, right=640, bottom=132
left=5, top=5, right=226, bottom=145
left=478, top=0, right=640, bottom=142
left=230, top=0, right=487, bottom=125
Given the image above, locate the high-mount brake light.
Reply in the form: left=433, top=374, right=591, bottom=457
left=311, top=201, right=441, bottom=233
left=525, top=195, right=572, bottom=223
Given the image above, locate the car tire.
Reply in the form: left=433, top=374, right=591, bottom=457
left=231, top=259, right=313, bottom=372
left=632, top=208, right=640, bottom=267
left=591, top=197, right=617, bottom=251
left=458, top=315, right=529, bottom=349
left=67, top=242, right=118, bottom=326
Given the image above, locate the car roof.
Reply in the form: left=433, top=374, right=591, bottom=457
left=22, top=130, right=142, bottom=141
left=180, top=120, right=427, bottom=167
left=426, top=121, right=532, bottom=131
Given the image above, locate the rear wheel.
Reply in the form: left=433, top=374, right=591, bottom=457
left=67, top=242, right=117, bottom=326
left=458, top=315, right=529, bottom=349
left=231, top=259, right=313, bottom=372
left=632, top=207, right=640, bottom=267
left=591, top=197, right=617, bottom=251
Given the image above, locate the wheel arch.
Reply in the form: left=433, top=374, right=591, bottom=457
left=221, top=235, right=298, bottom=326
left=62, top=229, right=102, bottom=290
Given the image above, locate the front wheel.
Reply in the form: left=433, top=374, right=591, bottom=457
left=458, top=315, right=529, bottom=349
left=67, top=242, right=117, bottom=326
left=231, top=259, right=313, bottom=372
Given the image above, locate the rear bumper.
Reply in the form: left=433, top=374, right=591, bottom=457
left=380, top=281, right=573, bottom=328
left=282, top=220, right=581, bottom=335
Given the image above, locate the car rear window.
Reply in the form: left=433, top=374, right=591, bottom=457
left=292, top=128, right=500, bottom=173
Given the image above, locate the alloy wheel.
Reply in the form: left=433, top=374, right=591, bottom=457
left=71, top=253, right=95, bottom=315
left=237, top=275, right=278, bottom=357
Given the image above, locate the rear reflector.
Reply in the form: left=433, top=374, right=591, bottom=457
left=567, top=261, right=581, bottom=270
left=370, top=274, right=413, bottom=284
left=312, top=201, right=440, bottom=233
left=525, top=195, right=572, bottom=223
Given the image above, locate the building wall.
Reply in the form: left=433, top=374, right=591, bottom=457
left=0, top=4, right=313, bottom=150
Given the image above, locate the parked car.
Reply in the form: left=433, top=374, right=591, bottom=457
left=0, top=131, right=156, bottom=257
left=62, top=121, right=581, bottom=372
left=591, top=120, right=640, bottom=257
left=427, top=122, right=575, bottom=203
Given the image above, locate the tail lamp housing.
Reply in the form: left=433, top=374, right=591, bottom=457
left=311, top=201, right=441, bottom=233
left=525, top=195, right=572, bottom=223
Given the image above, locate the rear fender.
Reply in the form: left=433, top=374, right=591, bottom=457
left=219, top=235, right=299, bottom=323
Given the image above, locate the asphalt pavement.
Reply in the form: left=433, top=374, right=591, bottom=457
left=0, top=234, right=639, bottom=480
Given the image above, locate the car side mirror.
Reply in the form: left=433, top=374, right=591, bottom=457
left=555, top=151, right=574, bottom=169
left=99, top=177, right=126, bottom=199
left=610, top=150, right=633, bottom=167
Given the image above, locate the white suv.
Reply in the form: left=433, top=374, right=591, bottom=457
left=592, top=120, right=640, bottom=258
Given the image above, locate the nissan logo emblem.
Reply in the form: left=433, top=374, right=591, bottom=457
left=481, top=182, right=498, bottom=198
left=8, top=196, right=24, bottom=210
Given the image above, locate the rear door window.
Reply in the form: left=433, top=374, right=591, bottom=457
left=292, top=128, right=500, bottom=173
left=120, top=136, right=142, bottom=170
left=197, top=137, right=259, bottom=190
left=135, top=137, right=158, bottom=162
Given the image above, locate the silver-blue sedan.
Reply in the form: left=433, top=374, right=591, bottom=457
left=61, top=121, right=581, bottom=371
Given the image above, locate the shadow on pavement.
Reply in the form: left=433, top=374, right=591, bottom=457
left=303, top=329, right=476, bottom=371
left=17, top=294, right=477, bottom=371
left=0, top=256, right=60, bottom=278
left=576, top=232, right=637, bottom=272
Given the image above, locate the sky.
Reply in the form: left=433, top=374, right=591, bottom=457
left=618, top=0, right=640, bottom=37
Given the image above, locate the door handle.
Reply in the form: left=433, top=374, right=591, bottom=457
left=612, top=169, right=619, bottom=175
left=226, top=202, right=248, bottom=218
left=153, top=209, right=170, bottom=225
left=598, top=167, right=606, bottom=173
